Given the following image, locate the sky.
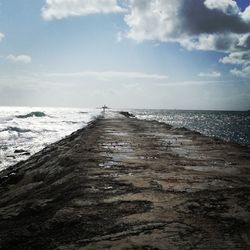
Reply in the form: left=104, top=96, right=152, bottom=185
left=0, top=0, right=250, bottom=110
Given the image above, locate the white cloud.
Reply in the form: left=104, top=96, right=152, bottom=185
left=204, top=0, right=240, bottom=15
left=179, top=33, right=250, bottom=52
left=231, top=66, right=250, bottom=77
left=124, top=1, right=183, bottom=42
left=241, top=6, right=250, bottom=22
left=1, top=71, right=167, bottom=91
left=0, top=32, right=5, bottom=42
left=220, top=51, right=250, bottom=65
left=198, top=71, right=221, bottom=78
left=42, top=0, right=126, bottom=20
left=7, top=54, right=32, bottom=64
left=45, top=70, right=168, bottom=80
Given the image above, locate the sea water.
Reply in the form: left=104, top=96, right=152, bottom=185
left=132, top=109, right=250, bottom=148
left=0, top=107, right=101, bottom=170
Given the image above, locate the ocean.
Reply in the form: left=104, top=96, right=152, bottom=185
left=0, top=107, right=249, bottom=171
left=132, top=109, right=250, bottom=148
left=0, top=107, right=101, bottom=171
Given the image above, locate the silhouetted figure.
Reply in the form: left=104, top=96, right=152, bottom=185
left=102, top=105, right=108, bottom=113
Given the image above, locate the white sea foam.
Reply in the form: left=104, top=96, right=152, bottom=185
left=0, top=106, right=101, bottom=170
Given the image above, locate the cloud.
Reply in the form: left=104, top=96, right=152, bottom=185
left=6, top=54, right=32, bottom=64
left=179, top=33, right=250, bottom=52
left=42, top=0, right=126, bottom=20
left=4, top=70, right=167, bottom=92
left=40, top=0, right=250, bottom=77
left=41, top=0, right=250, bottom=53
left=0, top=32, right=5, bottom=42
left=44, top=70, right=168, bottom=80
left=220, top=51, right=250, bottom=65
left=124, top=0, right=250, bottom=48
left=204, top=0, right=240, bottom=15
left=230, top=65, right=250, bottom=77
left=241, top=6, right=250, bottom=22
left=198, top=71, right=221, bottom=78
left=122, top=0, right=250, bottom=77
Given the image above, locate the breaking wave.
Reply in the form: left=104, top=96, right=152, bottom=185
left=0, top=107, right=101, bottom=170
left=2, top=127, right=32, bottom=133
left=16, top=111, right=46, bottom=119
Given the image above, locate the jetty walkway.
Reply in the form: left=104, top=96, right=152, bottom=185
left=0, top=112, right=249, bottom=249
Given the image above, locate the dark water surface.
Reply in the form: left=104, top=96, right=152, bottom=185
left=132, top=110, right=250, bottom=147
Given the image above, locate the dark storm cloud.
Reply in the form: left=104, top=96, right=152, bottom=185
left=181, top=0, right=250, bottom=35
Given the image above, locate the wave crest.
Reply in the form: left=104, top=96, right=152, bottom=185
left=16, top=111, right=46, bottom=119
left=2, top=127, right=32, bottom=133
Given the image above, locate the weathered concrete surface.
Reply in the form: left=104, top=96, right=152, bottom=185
left=0, top=113, right=250, bottom=250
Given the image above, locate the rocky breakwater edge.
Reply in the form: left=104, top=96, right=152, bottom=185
left=0, top=112, right=250, bottom=249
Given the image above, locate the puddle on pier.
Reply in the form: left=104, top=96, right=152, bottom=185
left=101, top=142, right=133, bottom=153
left=100, top=138, right=135, bottom=161
left=170, top=146, right=203, bottom=159
left=98, top=160, right=121, bottom=169
left=103, top=130, right=128, bottom=136
left=111, top=132, right=129, bottom=137
left=183, top=165, right=239, bottom=174
left=139, top=155, right=158, bottom=160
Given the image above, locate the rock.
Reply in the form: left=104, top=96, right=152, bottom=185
left=119, top=111, right=136, bottom=118
left=14, top=149, right=30, bottom=155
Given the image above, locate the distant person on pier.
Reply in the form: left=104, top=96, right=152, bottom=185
left=102, top=105, right=108, bottom=113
